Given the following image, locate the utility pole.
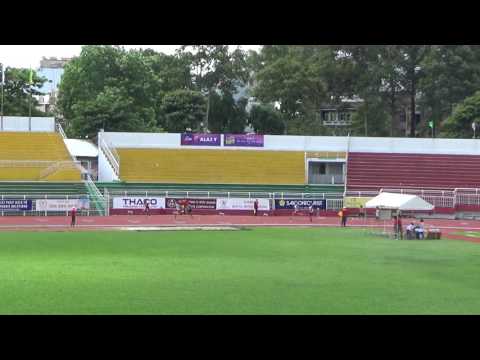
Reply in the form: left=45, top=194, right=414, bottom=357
left=0, top=63, right=4, bottom=131
left=205, top=90, right=210, bottom=132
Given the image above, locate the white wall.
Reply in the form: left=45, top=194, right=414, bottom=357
left=97, top=147, right=119, bottom=182
left=1, top=116, right=55, bottom=132
left=100, top=132, right=480, bottom=156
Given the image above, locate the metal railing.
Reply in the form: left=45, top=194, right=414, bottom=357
left=85, top=175, right=107, bottom=215
left=107, top=189, right=344, bottom=200
left=0, top=193, right=104, bottom=217
left=99, top=137, right=120, bottom=176
left=309, top=174, right=345, bottom=185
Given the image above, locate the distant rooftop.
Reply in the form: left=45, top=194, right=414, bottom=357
left=40, top=57, right=71, bottom=69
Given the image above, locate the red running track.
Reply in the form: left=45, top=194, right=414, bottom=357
left=0, top=214, right=479, bottom=243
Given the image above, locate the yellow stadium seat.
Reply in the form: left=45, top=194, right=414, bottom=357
left=117, top=149, right=306, bottom=185
left=0, top=132, right=81, bottom=181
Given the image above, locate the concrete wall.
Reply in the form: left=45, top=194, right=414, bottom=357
left=101, top=132, right=480, bottom=156
left=0, top=116, right=55, bottom=132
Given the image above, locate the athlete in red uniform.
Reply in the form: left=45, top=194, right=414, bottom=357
left=71, top=206, right=77, bottom=227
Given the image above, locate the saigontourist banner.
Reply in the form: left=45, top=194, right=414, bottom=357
left=36, top=199, right=90, bottom=211
left=274, top=199, right=326, bottom=210
left=181, top=133, right=221, bottom=146
left=112, top=197, right=165, bottom=209
left=165, top=198, right=217, bottom=210
left=216, top=198, right=270, bottom=211
left=224, top=134, right=264, bottom=147
left=0, top=199, right=32, bottom=211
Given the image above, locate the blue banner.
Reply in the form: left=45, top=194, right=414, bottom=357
left=274, top=199, right=326, bottom=210
left=0, top=199, right=32, bottom=211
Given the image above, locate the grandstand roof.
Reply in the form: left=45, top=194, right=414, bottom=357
left=64, top=139, right=98, bottom=158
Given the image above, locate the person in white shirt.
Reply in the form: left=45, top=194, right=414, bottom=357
left=406, top=222, right=415, bottom=239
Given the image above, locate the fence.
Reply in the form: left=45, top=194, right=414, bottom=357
left=107, top=190, right=345, bottom=211
left=0, top=193, right=105, bottom=216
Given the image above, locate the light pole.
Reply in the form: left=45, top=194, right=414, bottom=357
left=0, top=63, right=4, bottom=131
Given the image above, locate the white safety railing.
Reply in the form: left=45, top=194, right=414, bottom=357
left=0, top=193, right=104, bottom=217
left=107, top=189, right=344, bottom=200
left=56, top=122, right=67, bottom=139
left=99, top=137, right=120, bottom=176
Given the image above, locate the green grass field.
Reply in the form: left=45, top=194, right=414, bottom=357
left=1, top=227, right=480, bottom=314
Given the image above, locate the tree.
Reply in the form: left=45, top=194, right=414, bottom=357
left=419, top=45, right=480, bottom=136
left=396, top=45, right=431, bottom=137
left=252, top=45, right=358, bottom=135
left=69, top=86, right=159, bottom=140
left=57, top=45, right=190, bottom=139
left=179, top=45, right=250, bottom=94
left=248, top=104, right=285, bottom=134
left=207, top=91, right=248, bottom=133
left=441, top=91, right=480, bottom=138
left=1, top=66, right=48, bottom=117
left=178, top=45, right=250, bottom=133
left=159, top=90, right=206, bottom=132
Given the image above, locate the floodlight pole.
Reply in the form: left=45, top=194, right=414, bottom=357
left=0, top=63, right=4, bottom=131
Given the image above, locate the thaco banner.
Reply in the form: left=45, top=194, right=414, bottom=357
left=112, top=197, right=165, bottom=209
left=181, top=133, right=221, bottom=146
left=36, top=198, right=90, bottom=211
left=0, top=199, right=32, bottom=211
left=216, top=198, right=270, bottom=211
left=274, top=199, right=326, bottom=210
left=224, top=134, right=264, bottom=147
left=165, top=198, right=217, bottom=210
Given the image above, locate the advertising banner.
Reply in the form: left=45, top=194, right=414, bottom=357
left=216, top=198, right=270, bottom=211
left=343, top=197, right=373, bottom=208
left=224, top=134, right=264, bottom=147
left=35, top=198, right=90, bottom=211
left=274, top=199, right=326, bottom=210
left=0, top=199, right=32, bottom=211
left=165, top=198, right=217, bottom=210
left=181, top=133, right=221, bottom=146
left=112, top=197, right=165, bottom=209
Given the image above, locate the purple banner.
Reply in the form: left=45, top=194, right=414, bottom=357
left=181, top=133, right=221, bottom=146
left=224, top=134, right=264, bottom=147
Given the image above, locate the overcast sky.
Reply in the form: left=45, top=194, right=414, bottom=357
left=0, top=45, right=262, bottom=69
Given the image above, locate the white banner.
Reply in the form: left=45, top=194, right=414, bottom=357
left=36, top=198, right=90, bottom=211
left=216, top=198, right=270, bottom=211
left=112, top=197, right=165, bottom=209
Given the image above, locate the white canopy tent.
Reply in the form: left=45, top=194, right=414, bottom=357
left=365, top=192, right=434, bottom=211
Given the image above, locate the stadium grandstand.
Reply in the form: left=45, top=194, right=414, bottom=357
left=3, top=120, right=480, bottom=218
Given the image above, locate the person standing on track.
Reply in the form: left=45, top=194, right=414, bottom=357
left=339, top=208, right=348, bottom=227
left=253, top=199, right=259, bottom=216
left=144, top=199, right=150, bottom=216
left=70, top=206, right=77, bottom=228
left=309, top=205, right=314, bottom=222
